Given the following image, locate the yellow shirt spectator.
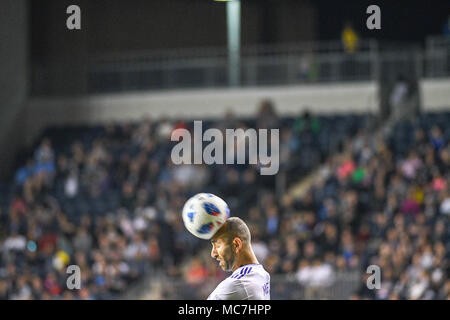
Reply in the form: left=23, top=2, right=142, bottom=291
left=341, top=25, right=359, bottom=53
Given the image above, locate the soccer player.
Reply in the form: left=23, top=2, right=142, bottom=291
left=207, top=217, right=271, bottom=300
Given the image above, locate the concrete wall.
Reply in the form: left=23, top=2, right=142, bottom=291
left=420, top=78, right=450, bottom=111
left=20, top=77, right=450, bottom=155
left=0, top=0, right=28, bottom=178
left=30, top=0, right=316, bottom=96
left=25, top=80, right=378, bottom=145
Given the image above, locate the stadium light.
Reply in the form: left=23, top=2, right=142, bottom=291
left=216, top=0, right=241, bottom=87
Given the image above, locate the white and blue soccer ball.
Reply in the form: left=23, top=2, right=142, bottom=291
left=182, top=193, right=230, bottom=240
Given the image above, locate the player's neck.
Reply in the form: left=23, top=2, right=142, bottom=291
left=232, top=248, right=259, bottom=272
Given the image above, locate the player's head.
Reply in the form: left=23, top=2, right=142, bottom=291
left=210, top=217, right=252, bottom=272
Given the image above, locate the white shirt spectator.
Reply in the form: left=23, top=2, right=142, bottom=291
left=420, top=253, right=434, bottom=269
left=132, top=215, right=148, bottom=232
left=11, top=284, right=31, bottom=300
left=389, top=81, right=408, bottom=107
left=65, top=173, right=79, bottom=198
left=252, top=241, right=269, bottom=263
left=409, top=277, right=429, bottom=299
left=3, top=234, right=26, bottom=252
left=439, top=197, right=450, bottom=215
left=309, top=263, right=335, bottom=287
left=296, top=265, right=312, bottom=286
left=119, top=215, right=135, bottom=238
left=124, top=241, right=148, bottom=260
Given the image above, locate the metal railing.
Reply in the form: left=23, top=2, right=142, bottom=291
left=88, top=51, right=376, bottom=92
left=424, top=36, right=450, bottom=78
left=91, top=39, right=377, bottom=63
left=31, top=36, right=450, bottom=95
left=87, top=40, right=379, bottom=93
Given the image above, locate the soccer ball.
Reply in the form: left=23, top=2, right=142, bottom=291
left=182, top=193, right=230, bottom=240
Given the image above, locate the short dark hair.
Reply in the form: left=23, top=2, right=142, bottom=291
left=221, top=217, right=251, bottom=244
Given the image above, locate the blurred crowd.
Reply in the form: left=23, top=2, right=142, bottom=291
left=0, top=101, right=448, bottom=300
left=166, top=111, right=449, bottom=300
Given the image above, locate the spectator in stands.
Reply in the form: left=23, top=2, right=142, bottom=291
left=256, top=99, right=279, bottom=130
left=0, top=100, right=448, bottom=300
left=389, top=74, right=409, bottom=119
left=341, top=21, right=359, bottom=53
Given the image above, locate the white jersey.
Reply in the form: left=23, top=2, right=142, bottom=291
left=207, top=263, right=270, bottom=300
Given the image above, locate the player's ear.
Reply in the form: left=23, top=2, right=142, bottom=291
left=233, top=237, right=242, bottom=253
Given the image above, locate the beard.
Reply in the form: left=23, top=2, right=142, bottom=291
left=222, top=245, right=237, bottom=272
